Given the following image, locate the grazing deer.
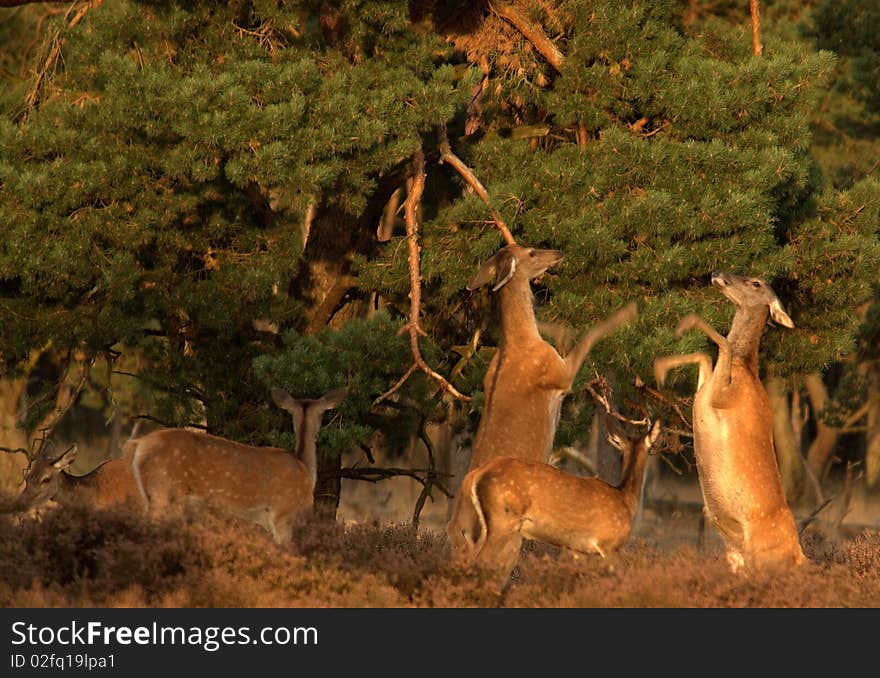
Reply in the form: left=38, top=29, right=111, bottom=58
left=130, top=387, right=346, bottom=544
left=466, top=244, right=637, bottom=472
left=653, top=271, right=805, bottom=572
left=10, top=444, right=141, bottom=515
left=448, top=419, right=661, bottom=581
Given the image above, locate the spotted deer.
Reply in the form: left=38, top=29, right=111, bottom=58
left=465, top=244, right=637, bottom=472
left=653, top=271, right=805, bottom=572
left=9, top=444, right=141, bottom=515
left=129, top=387, right=346, bottom=543
left=448, top=419, right=661, bottom=581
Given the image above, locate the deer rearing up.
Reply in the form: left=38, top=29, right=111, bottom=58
left=653, top=271, right=805, bottom=573
left=466, top=244, right=637, bottom=472
left=129, top=387, right=346, bottom=544
left=448, top=419, right=661, bottom=581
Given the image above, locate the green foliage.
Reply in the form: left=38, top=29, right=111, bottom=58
left=252, top=313, right=437, bottom=459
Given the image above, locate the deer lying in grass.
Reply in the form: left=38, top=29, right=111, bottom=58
left=448, top=419, right=661, bottom=581
left=10, top=444, right=141, bottom=515
left=654, top=271, right=805, bottom=573
left=466, top=244, right=637, bottom=472
left=129, top=387, right=346, bottom=544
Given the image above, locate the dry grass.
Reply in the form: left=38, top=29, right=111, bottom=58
left=1, top=502, right=878, bottom=608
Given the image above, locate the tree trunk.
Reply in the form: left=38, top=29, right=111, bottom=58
left=866, top=367, right=880, bottom=488
left=291, top=168, right=408, bottom=518
left=804, top=373, right=842, bottom=481
left=766, top=377, right=804, bottom=503
left=0, top=379, right=29, bottom=497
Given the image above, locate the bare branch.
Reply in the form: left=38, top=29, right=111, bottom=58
left=749, top=0, right=763, bottom=56
left=25, top=1, right=98, bottom=112
left=27, top=355, right=90, bottom=457
left=437, top=124, right=516, bottom=246
left=374, top=148, right=471, bottom=406
left=583, top=375, right=650, bottom=427
left=333, top=465, right=452, bottom=499
left=490, top=1, right=565, bottom=73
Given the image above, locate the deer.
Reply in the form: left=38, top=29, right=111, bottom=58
left=129, top=387, right=346, bottom=544
left=9, top=444, right=142, bottom=516
left=465, top=244, right=637, bottom=473
left=653, top=271, right=806, bottom=573
left=447, top=418, right=661, bottom=582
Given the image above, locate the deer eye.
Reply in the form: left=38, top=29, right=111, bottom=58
left=752, top=281, right=761, bottom=288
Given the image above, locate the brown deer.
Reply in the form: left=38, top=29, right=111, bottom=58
left=466, top=244, right=637, bottom=472
left=130, top=387, right=346, bottom=543
left=10, top=444, right=141, bottom=515
left=653, top=271, right=805, bottom=572
left=448, top=418, right=661, bottom=581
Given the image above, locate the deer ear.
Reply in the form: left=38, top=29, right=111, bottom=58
left=645, top=420, right=662, bottom=449
left=51, top=445, right=78, bottom=471
left=491, top=253, right=516, bottom=292
left=270, top=387, right=296, bottom=411
left=467, top=253, right=499, bottom=290
left=466, top=249, right=517, bottom=292
left=318, top=387, right=347, bottom=411
left=769, top=298, right=794, bottom=329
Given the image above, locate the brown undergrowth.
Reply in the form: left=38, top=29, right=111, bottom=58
left=1, top=503, right=878, bottom=608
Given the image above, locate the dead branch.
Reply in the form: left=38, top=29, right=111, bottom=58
left=490, top=1, right=565, bottom=73
left=437, top=124, right=516, bottom=245
left=798, top=496, right=834, bottom=536
left=374, top=148, right=471, bottom=406
left=27, top=355, right=90, bottom=457
left=583, top=374, right=650, bottom=427
left=749, top=0, right=762, bottom=56
left=25, top=1, right=98, bottom=112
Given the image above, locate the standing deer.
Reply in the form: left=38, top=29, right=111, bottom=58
left=130, top=387, right=346, bottom=544
left=448, top=419, right=661, bottom=581
left=653, top=271, right=805, bottom=572
left=9, top=444, right=141, bottom=515
left=465, top=244, right=637, bottom=472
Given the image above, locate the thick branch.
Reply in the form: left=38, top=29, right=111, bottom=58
left=374, top=149, right=471, bottom=405
left=438, top=125, right=516, bottom=246
left=491, top=1, right=565, bottom=73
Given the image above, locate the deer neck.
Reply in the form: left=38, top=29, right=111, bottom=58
left=497, top=280, right=542, bottom=346
left=619, top=445, right=649, bottom=515
left=295, top=409, right=319, bottom=492
left=727, top=305, right=769, bottom=373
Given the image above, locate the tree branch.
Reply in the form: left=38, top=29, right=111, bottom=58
left=437, top=124, right=516, bottom=246
left=374, top=148, right=471, bottom=405
left=331, top=465, right=452, bottom=499
left=490, top=1, right=565, bottom=73
left=25, top=1, right=98, bottom=112
left=749, top=0, right=763, bottom=56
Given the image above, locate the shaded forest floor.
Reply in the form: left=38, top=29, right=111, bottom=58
left=1, top=502, right=879, bottom=608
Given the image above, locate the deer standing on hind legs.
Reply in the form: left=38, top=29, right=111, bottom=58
left=447, top=418, right=662, bottom=584
left=653, top=271, right=806, bottom=573
left=129, top=387, right=346, bottom=544
left=464, top=244, right=638, bottom=473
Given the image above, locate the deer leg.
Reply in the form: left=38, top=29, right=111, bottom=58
left=675, top=313, right=734, bottom=406
left=564, top=302, right=638, bottom=383
left=654, top=352, right=714, bottom=391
